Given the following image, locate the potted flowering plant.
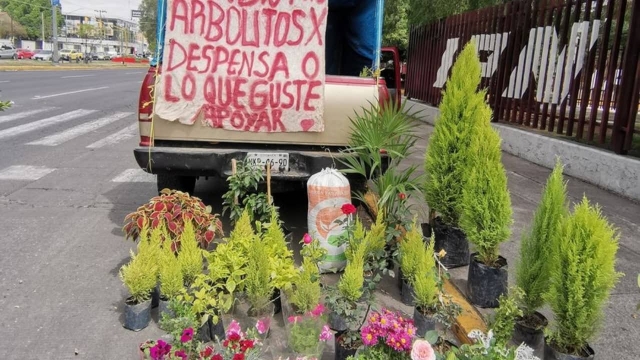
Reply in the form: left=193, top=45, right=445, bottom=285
left=123, top=189, right=224, bottom=248
left=357, top=309, right=417, bottom=359
left=210, top=320, right=265, bottom=359
left=283, top=233, right=325, bottom=319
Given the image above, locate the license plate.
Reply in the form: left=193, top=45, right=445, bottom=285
left=245, top=153, right=290, bottom=172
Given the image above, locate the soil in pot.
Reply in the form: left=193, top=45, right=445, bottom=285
left=413, top=307, right=436, bottom=337
left=545, top=340, right=595, bottom=360
left=334, top=334, right=358, bottom=360
left=513, top=312, right=548, bottom=357
left=124, top=297, right=152, bottom=331
left=432, top=217, right=470, bottom=268
left=401, top=279, right=415, bottom=306
left=467, top=254, right=508, bottom=308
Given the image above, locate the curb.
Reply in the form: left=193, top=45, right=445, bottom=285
left=443, top=278, right=487, bottom=344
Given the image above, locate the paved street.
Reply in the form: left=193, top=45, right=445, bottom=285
left=0, top=69, right=638, bottom=359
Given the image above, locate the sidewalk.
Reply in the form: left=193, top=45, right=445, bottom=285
left=403, top=112, right=640, bottom=359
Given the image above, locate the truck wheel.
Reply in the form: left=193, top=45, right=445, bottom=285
left=157, top=174, right=196, bottom=195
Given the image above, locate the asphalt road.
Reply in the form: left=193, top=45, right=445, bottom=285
left=0, top=69, right=309, bottom=359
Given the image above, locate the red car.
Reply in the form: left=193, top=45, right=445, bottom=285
left=16, top=49, right=35, bottom=59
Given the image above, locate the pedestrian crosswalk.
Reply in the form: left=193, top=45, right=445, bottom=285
left=0, top=106, right=150, bottom=184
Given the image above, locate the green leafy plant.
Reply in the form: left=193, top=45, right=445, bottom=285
left=205, top=241, right=247, bottom=295
left=222, top=158, right=273, bottom=226
left=0, top=100, right=11, bottom=111
left=516, top=160, right=568, bottom=319
left=178, top=273, right=232, bottom=327
left=288, top=234, right=325, bottom=314
left=399, top=220, right=424, bottom=282
left=159, top=234, right=184, bottom=300
left=459, top=122, right=512, bottom=267
left=119, top=246, right=157, bottom=304
left=286, top=305, right=331, bottom=357
left=159, top=298, right=199, bottom=342
left=489, top=289, right=524, bottom=348
left=245, top=227, right=275, bottom=313
left=261, top=209, right=297, bottom=292
left=544, top=197, right=622, bottom=355
left=123, top=189, right=223, bottom=247
left=424, top=40, right=487, bottom=227
left=177, top=221, right=204, bottom=286
left=413, top=238, right=438, bottom=314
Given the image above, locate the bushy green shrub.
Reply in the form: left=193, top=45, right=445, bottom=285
left=120, top=248, right=157, bottom=304
left=545, top=197, right=622, bottom=354
left=177, top=221, right=204, bottom=286
left=338, top=252, right=365, bottom=302
left=424, top=41, right=488, bottom=227
left=516, top=160, right=568, bottom=316
left=413, top=238, right=438, bottom=313
left=459, top=123, right=512, bottom=266
left=245, top=230, right=274, bottom=312
left=398, top=221, right=424, bottom=281
left=159, top=232, right=184, bottom=300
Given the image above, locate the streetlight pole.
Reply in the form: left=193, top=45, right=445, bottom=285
left=52, top=3, right=59, bottom=63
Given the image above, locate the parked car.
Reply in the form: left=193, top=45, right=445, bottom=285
left=59, top=49, right=83, bottom=62
left=96, top=52, right=109, bottom=60
left=16, top=48, right=35, bottom=59
left=32, top=50, right=53, bottom=61
left=0, top=44, right=17, bottom=59
left=88, top=52, right=98, bottom=60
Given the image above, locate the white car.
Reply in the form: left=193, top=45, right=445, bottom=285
left=33, top=50, right=53, bottom=61
left=0, top=44, right=17, bottom=59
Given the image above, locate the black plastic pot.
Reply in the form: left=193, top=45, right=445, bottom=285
left=197, top=318, right=213, bottom=343
left=467, top=254, right=508, bottom=308
left=421, top=222, right=432, bottom=239
left=151, top=285, right=160, bottom=309
left=210, top=318, right=225, bottom=342
left=545, top=341, right=595, bottom=360
left=328, top=310, right=347, bottom=332
left=271, top=288, right=282, bottom=315
left=401, top=279, right=415, bottom=306
left=123, top=297, right=152, bottom=331
left=413, top=307, right=436, bottom=337
left=335, top=335, right=358, bottom=360
left=513, top=312, right=548, bottom=357
left=158, top=297, right=174, bottom=320
left=432, top=217, right=470, bottom=268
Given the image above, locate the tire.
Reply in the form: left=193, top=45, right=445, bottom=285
left=156, top=174, right=196, bottom=195
left=12, top=54, right=17, bottom=60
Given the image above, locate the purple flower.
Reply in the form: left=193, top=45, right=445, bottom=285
left=149, top=340, right=171, bottom=360
left=319, top=325, right=332, bottom=342
left=174, top=350, right=188, bottom=360
left=180, top=327, right=194, bottom=343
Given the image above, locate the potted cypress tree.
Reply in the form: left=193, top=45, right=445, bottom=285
left=460, top=122, right=513, bottom=308
left=245, top=225, right=276, bottom=338
left=514, top=160, right=567, bottom=353
left=398, top=222, right=424, bottom=306
left=424, top=41, right=486, bottom=268
left=158, top=234, right=184, bottom=319
left=412, top=237, right=439, bottom=336
left=544, top=197, right=622, bottom=359
left=120, top=245, right=158, bottom=331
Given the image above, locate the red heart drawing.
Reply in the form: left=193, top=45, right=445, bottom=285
left=300, top=119, right=315, bottom=132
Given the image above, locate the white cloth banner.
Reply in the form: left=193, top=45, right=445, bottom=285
left=156, top=0, right=327, bottom=133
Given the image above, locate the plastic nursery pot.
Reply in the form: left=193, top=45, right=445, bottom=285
left=328, top=310, right=348, bottom=332
left=158, top=296, right=174, bottom=321
left=513, top=312, right=548, bottom=358
left=248, top=303, right=275, bottom=339
left=432, top=217, right=470, bottom=268
left=271, top=288, right=282, bottom=315
left=334, top=334, right=358, bottom=360
left=151, top=285, right=160, bottom=309
left=467, top=254, right=508, bottom=308
left=123, top=297, right=152, bottom=331
left=413, top=307, right=436, bottom=337
left=545, top=340, right=595, bottom=360
left=421, top=222, right=432, bottom=239
left=197, top=317, right=213, bottom=343
left=401, top=279, right=416, bottom=306
left=210, top=318, right=226, bottom=342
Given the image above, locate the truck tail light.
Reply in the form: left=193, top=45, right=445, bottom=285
left=138, top=66, right=158, bottom=147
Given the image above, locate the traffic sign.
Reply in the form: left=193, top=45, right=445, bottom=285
left=131, top=10, right=142, bottom=18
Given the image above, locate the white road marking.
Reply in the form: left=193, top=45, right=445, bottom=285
left=60, top=74, right=95, bottom=79
left=0, top=107, right=56, bottom=125
left=0, top=109, right=97, bottom=141
left=0, top=165, right=55, bottom=181
left=32, top=86, right=109, bottom=99
left=111, top=169, right=156, bottom=183
left=0, top=80, right=10, bottom=83
left=87, top=123, right=137, bottom=149
left=125, top=72, right=144, bottom=75
left=28, top=112, right=133, bottom=146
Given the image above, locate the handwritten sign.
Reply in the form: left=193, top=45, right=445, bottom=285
left=156, top=0, right=327, bottom=133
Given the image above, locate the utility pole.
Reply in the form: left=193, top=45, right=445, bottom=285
left=52, top=2, right=59, bottom=63
left=95, top=10, right=107, bottom=39
left=41, top=12, right=45, bottom=49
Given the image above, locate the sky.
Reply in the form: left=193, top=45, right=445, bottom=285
left=60, top=0, right=142, bottom=22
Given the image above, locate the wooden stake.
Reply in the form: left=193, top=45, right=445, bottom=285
left=231, top=159, right=238, bottom=205
left=266, top=162, right=272, bottom=205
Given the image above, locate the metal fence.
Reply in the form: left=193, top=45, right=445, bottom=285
left=406, top=0, right=640, bottom=155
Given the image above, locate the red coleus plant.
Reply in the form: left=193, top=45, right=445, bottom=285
left=123, top=189, right=224, bottom=248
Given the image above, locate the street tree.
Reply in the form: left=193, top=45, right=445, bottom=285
left=0, top=11, right=27, bottom=39
left=0, top=0, right=63, bottom=40
left=138, top=0, right=157, bottom=53
left=383, top=0, right=410, bottom=55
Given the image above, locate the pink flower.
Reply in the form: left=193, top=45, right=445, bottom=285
left=149, top=340, right=171, bottom=360
left=319, top=325, right=332, bottom=341
left=303, top=233, right=312, bottom=244
left=287, top=316, right=301, bottom=324
left=310, top=303, right=325, bottom=317
left=361, top=326, right=378, bottom=346
left=256, top=319, right=269, bottom=334
left=174, top=350, right=188, bottom=360
left=411, top=339, right=436, bottom=360
left=227, top=320, right=242, bottom=338
left=180, top=327, right=194, bottom=343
